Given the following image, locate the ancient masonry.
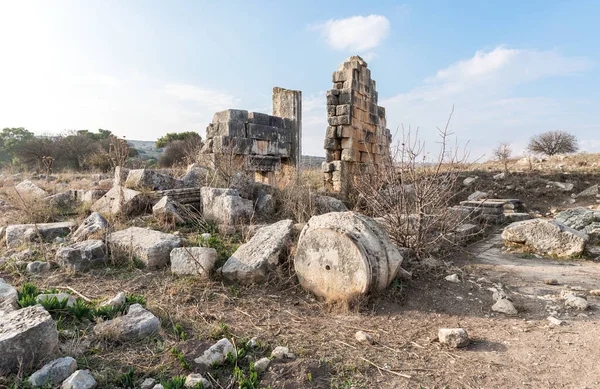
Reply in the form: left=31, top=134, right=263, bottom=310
left=322, top=56, right=392, bottom=194
left=200, top=87, right=301, bottom=186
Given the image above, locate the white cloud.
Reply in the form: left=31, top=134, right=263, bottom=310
left=381, top=46, right=596, bottom=159
left=316, top=15, right=390, bottom=52
left=164, top=84, right=239, bottom=110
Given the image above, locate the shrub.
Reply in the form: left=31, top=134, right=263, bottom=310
left=527, top=130, right=578, bottom=156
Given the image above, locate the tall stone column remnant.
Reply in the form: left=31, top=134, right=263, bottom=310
left=322, top=56, right=392, bottom=195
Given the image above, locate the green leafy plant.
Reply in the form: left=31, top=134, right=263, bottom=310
left=119, top=367, right=136, bottom=388
left=38, top=296, right=69, bottom=312
left=161, top=375, right=187, bottom=389
left=67, top=298, right=92, bottom=320
left=173, top=323, right=188, bottom=341
left=170, top=347, right=191, bottom=370
left=126, top=294, right=146, bottom=306
left=17, top=283, right=40, bottom=308
left=234, top=365, right=259, bottom=389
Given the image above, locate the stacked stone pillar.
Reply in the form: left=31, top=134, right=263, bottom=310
left=322, top=56, right=392, bottom=195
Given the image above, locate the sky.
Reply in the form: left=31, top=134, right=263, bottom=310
left=0, top=0, right=599, bottom=160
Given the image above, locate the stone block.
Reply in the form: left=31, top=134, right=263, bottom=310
left=338, top=89, right=353, bottom=105
left=246, top=155, right=281, bottom=172
left=327, top=105, right=336, bottom=117
left=56, top=240, right=107, bottom=271
left=336, top=104, right=350, bottom=116
left=247, top=124, right=281, bottom=142
left=200, top=187, right=253, bottom=225
left=326, top=126, right=337, bottom=139
left=109, top=227, right=183, bottom=268
left=326, top=91, right=338, bottom=105
left=170, top=247, right=217, bottom=276
left=91, top=186, right=149, bottom=217
left=247, top=112, right=271, bottom=126
left=125, top=169, right=183, bottom=191
left=6, top=222, right=76, bottom=248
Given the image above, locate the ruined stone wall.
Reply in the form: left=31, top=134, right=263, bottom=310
left=322, top=56, right=392, bottom=194
left=200, top=87, right=301, bottom=186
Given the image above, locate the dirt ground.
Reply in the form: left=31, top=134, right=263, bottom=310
left=2, top=226, right=599, bottom=389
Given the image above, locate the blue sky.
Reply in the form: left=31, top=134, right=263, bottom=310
left=1, top=0, right=598, bottom=159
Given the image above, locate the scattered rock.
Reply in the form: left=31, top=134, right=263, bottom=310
left=100, top=292, right=126, bottom=308
left=170, top=247, right=217, bottom=277
left=271, top=346, right=295, bottom=360
left=109, top=227, right=183, bottom=268
left=492, top=299, right=518, bottom=315
left=141, top=378, right=156, bottom=389
left=554, top=207, right=600, bottom=231
left=502, top=219, right=588, bottom=257
left=61, top=369, right=96, bottom=389
left=27, top=261, right=52, bottom=274
left=200, top=187, right=253, bottom=225
left=0, top=278, right=18, bottom=313
left=354, top=331, right=373, bottom=344
left=544, top=279, right=559, bottom=285
left=152, top=196, right=186, bottom=224
left=15, top=180, right=47, bottom=198
left=36, top=293, right=77, bottom=307
left=505, top=213, right=533, bottom=222
left=194, top=338, right=235, bottom=368
left=438, top=328, right=470, bottom=348
left=125, top=169, right=183, bottom=191
left=56, top=240, right=107, bottom=271
left=72, top=213, right=108, bottom=242
left=29, top=357, right=77, bottom=387
left=314, top=195, right=348, bottom=214
left=94, top=304, right=160, bottom=340
left=222, top=219, right=293, bottom=283
left=91, top=186, right=149, bottom=217
left=445, top=274, right=461, bottom=283
left=0, top=305, right=59, bottom=374
left=547, top=316, right=566, bottom=326
left=254, top=357, right=271, bottom=374
left=589, top=290, right=600, bottom=296
left=549, top=181, right=574, bottom=192
left=564, top=295, right=588, bottom=310
left=182, top=164, right=208, bottom=188
left=468, top=191, right=487, bottom=201
left=493, top=172, right=505, bottom=180
left=294, top=212, right=403, bottom=301
left=575, top=185, right=599, bottom=199
left=184, top=373, right=212, bottom=388
left=255, top=193, right=275, bottom=217
left=82, top=190, right=107, bottom=204
left=5, top=221, right=76, bottom=248
left=463, top=177, right=478, bottom=187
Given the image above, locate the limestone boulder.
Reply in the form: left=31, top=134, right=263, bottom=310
left=170, top=247, right=217, bottom=277
left=27, top=261, right=52, bottom=274
left=554, top=207, right=600, bottom=230
left=56, top=240, right=107, bottom=271
left=200, top=187, right=253, bottom=225
left=109, top=227, right=183, bottom=268
left=502, top=219, right=588, bottom=257
left=152, top=196, right=186, bottom=224
left=222, top=219, right=293, bottom=283
left=294, top=212, right=403, bottom=301
left=182, top=164, right=208, bottom=188
left=100, top=292, right=126, bottom=308
left=82, top=190, right=107, bottom=204
left=314, top=195, right=348, bottom=214
left=94, top=304, right=160, bottom=340
left=255, top=193, right=275, bottom=217
left=6, top=221, right=76, bottom=248
left=90, top=186, right=149, bottom=217
left=125, top=169, right=183, bottom=191
left=438, top=328, right=469, bottom=348
left=0, top=278, right=18, bottom=314
left=0, top=305, right=59, bottom=375
left=29, top=356, right=77, bottom=387
left=15, top=180, right=47, bottom=198
left=193, top=338, right=235, bottom=369
left=575, top=185, right=598, bottom=199
left=61, top=369, right=96, bottom=389
left=72, top=212, right=108, bottom=242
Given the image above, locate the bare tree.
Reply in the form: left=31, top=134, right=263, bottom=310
left=355, top=108, right=471, bottom=257
left=527, top=130, right=578, bottom=156
left=493, top=142, right=512, bottom=172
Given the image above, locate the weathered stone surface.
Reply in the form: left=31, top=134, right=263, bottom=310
left=152, top=196, right=186, bottom=224
left=0, top=305, right=59, bottom=375
left=354, top=331, right=373, bottom=344
left=141, top=378, right=156, bottom=389
left=90, top=186, right=149, bottom=217
left=493, top=172, right=505, bottom=180
left=222, top=219, right=293, bottom=283
left=94, top=304, right=160, bottom=340
left=6, top=222, right=75, bottom=248
left=61, top=369, right=96, bottom=389
left=72, top=212, right=108, bottom=242
left=0, top=278, right=18, bottom=313
left=182, top=164, right=208, bottom=188
left=82, top=190, right=107, bottom=204
left=185, top=373, right=212, bottom=388
left=271, top=346, right=295, bottom=360
left=549, top=181, right=574, bottom=192
left=254, top=357, right=270, bottom=374
left=463, top=177, right=478, bottom=187
left=113, top=166, right=130, bottom=187
left=502, top=219, right=588, bottom=257
left=15, top=180, right=47, bottom=198
left=575, top=185, right=598, bottom=199
left=445, top=274, right=461, bottom=283
left=554, top=207, right=600, bottom=230
left=56, top=240, right=107, bottom=271
left=294, top=212, right=403, bottom=301
left=194, top=338, right=235, bottom=368
left=29, top=356, right=77, bottom=387
left=438, top=328, right=469, bottom=348
left=125, top=169, right=183, bottom=191
left=109, top=227, right=183, bottom=268
left=564, top=295, right=588, bottom=310
left=36, top=293, right=77, bottom=307
left=314, top=195, right=348, bottom=214
left=200, top=187, right=253, bottom=225
left=505, top=213, right=533, bottom=222
left=468, top=191, right=487, bottom=201
left=255, top=193, right=275, bottom=216
left=170, top=247, right=217, bottom=277
left=100, top=292, right=126, bottom=308
left=27, top=261, right=52, bottom=274
left=492, top=299, right=518, bottom=315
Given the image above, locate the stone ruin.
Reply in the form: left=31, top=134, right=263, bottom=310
left=322, top=56, right=393, bottom=195
left=200, top=87, right=301, bottom=186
